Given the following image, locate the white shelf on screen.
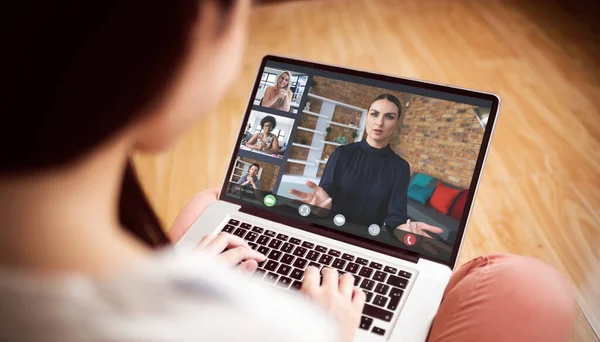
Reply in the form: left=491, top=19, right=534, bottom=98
left=297, top=127, right=325, bottom=135
left=320, top=140, right=342, bottom=146
left=315, top=159, right=329, bottom=164
left=292, top=143, right=319, bottom=150
left=287, top=159, right=315, bottom=166
left=307, top=93, right=367, bottom=112
left=303, top=110, right=328, bottom=118
left=326, top=121, right=360, bottom=130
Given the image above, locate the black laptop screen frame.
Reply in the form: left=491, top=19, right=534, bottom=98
left=219, top=55, right=500, bottom=270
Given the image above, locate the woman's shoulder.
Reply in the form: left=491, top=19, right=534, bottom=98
left=390, top=152, right=410, bottom=170
left=0, top=249, right=338, bottom=342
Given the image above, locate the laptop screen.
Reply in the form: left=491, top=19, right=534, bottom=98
left=222, top=56, right=498, bottom=266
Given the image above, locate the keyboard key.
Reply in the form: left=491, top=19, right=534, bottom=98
left=302, top=241, right=314, bottom=249
left=308, top=262, right=321, bottom=269
left=293, top=258, right=308, bottom=269
left=276, top=233, right=289, bottom=241
left=257, top=246, right=270, bottom=256
left=293, top=247, right=308, bottom=257
left=372, top=327, right=385, bottom=336
left=281, top=242, right=294, bottom=253
left=264, top=260, right=279, bottom=271
left=345, top=262, right=359, bottom=274
left=369, top=262, right=383, bottom=270
left=290, top=237, right=301, bottom=245
left=388, top=287, right=404, bottom=311
left=359, top=316, right=373, bottom=330
left=264, top=272, right=278, bottom=284
left=253, top=268, right=266, bottom=280
left=342, top=253, right=355, bottom=261
left=315, top=245, right=327, bottom=253
left=364, top=290, right=374, bottom=302
left=252, top=226, right=264, bottom=233
left=318, top=254, right=333, bottom=266
left=222, top=225, right=235, bottom=233
left=332, top=258, right=347, bottom=270
left=233, top=228, right=246, bottom=238
left=360, top=279, right=375, bottom=291
left=354, top=276, right=362, bottom=286
left=276, top=276, right=292, bottom=288
left=258, top=259, right=266, bottom=267
left=228, top=219, right=240, bottom=226
left=387, top=275, right=408, bottom=289
left=384, top=266, right=398, bottom=274
left=363, top=304, right=393, bottom=322
left=373, top=295, right=388, bottom=307
left=374, top=283, right=389, bottom=295
left=399, top=270, right=412, bottom=279
left=277, top=264, right=292, bottom=276
left=265, top=230, right=277, bottom=237
left=281, top=254, right=295, bottom=265
left=356, top=257, right=369, bottom=265
left=268, top=239, right=282, bottom=249
left=290, top=268, right=304, bottom=280
left=245, top=232, right=258, bottom=242
left=248, top=242, right=258, bottom=250
left=328, top=249, right=341, bottom=257
left=256, top=235, right=270, bottom=246
left=306, top=250, right=320, bottom=261
left=359, top=267, right=374, bottom=278
left=268, top=250, right=282, bottom=261
left=291, top=280, right=302, bottom=290
left=373, top=271, right=387, bottom=282
left=240, top=222, right=252, bottom=229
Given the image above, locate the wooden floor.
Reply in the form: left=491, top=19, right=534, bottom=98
left=134, top=1, right=600, bottom=340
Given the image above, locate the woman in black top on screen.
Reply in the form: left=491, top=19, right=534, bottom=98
left=290, top=94, right=444, bottom=239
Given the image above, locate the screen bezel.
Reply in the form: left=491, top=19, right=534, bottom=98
left=219, top=55, right=500, bottom=270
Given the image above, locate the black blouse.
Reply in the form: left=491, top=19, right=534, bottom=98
left=320, top=140, right=411, bottom=231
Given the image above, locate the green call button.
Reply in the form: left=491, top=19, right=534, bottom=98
left=263, top=194, right=276, bottom=207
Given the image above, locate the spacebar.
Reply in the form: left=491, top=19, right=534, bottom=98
left=363, top=304, right=393, bottom=322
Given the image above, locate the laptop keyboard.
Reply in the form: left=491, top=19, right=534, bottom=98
left=222, top=219, right=414, bottom=337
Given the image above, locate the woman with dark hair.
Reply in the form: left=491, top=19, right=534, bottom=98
left=0, top=2, right=576, bottom=342
left=0, top=1, right=362, bottom=341
left=245, top=115, right=281, bottom=154
left=290, top=94, right=443, bottom=239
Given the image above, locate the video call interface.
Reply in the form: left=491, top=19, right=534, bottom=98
left=225, top=61, right=493, bottom=261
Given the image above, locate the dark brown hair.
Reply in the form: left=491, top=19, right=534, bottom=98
left=1, top=1, right=236, bottom=246
left=370, top=94, right=403, bottom=118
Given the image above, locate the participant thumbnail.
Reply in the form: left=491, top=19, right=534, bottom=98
left=253, top=67, right=308, bottom=114
left=229, top=156, right=281, bottom=193
left=240, top=110, right=295, bottom=160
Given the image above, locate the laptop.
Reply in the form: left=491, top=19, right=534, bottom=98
left=178, top=55, right=500, bottom=341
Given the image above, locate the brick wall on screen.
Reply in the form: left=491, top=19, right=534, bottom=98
left=397, top=97, right=484, bottom=188
left=238, top=157, right=280, bottom=192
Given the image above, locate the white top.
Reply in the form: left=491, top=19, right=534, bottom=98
left=0, top=248, right=339, bottom=342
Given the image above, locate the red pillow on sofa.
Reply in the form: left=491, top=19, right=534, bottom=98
left=450, top=190, right=468, bottom=220
left=429, top=183, right=461, bottom=215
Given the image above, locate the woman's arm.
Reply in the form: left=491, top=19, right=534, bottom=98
left=383, top=160, right=411, bottom=232
left=281, top=90, right=292, bottom=112
left=261, top=86, right=279, bottom=108
left=244, top=133, right=258, bottom=149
